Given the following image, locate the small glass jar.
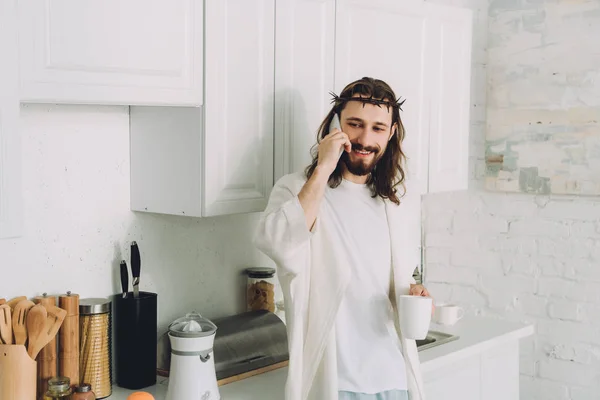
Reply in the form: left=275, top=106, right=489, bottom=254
left=43, top=376, right=72, bottom=400
left=245, top=267, right=277, bottom=313
left=72, top=383, right=96, bottom=400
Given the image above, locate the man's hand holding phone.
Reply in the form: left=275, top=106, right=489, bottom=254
left=317, top=113, right=352, bottom=175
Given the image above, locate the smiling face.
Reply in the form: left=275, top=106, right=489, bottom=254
left=339, top=96, right=396, bottom=182
left=304, top=77, right=408, bottom=204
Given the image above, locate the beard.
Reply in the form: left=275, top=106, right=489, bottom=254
left=341, top=143, right=383, bottom=176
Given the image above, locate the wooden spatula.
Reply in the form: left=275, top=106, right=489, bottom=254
left=7, top=296, right=26, bottom=311
left=12, top=299, right=35, bottom=345
left=0, top=304, right=13, bottom=344
left=43, top=304, right=67, bottom=344
left=27, top=305, right=67, bottom=361
left=0, top=298, right=6, bottom=306
left=26, top=304, right=47, bottom=359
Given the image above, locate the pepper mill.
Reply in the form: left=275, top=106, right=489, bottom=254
left=59, top=291, right=80, bottom=387
left=34, top=293, right=58, bottom=399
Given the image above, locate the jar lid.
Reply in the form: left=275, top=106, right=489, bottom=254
left=79, top=298, right=111, bottom=315
left=74, top=383, right=92, bottom=393
left=47, top=376, right=71, bottom=392
left=168, top=311, right=217, bottom=338
left=246, top=267, right=275, bottom=279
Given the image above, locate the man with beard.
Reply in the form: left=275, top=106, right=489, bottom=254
left=254, top=77, right=431, bottom=400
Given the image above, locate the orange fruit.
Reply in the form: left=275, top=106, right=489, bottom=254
left=126, top=392, right=155, bottom=400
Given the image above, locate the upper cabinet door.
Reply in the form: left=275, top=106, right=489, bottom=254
left=426, top=4, right=472, bottom=193
left=335, top=0, right=431, bottom=197
left=203, top=0, right=275, bottom=217
left=18, top=0, right=203, bottom=106
left=0, top=0, right=22, bottom=239
left=274, top=0, right=335, bottom=180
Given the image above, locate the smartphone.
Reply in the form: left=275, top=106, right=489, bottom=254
left=328, top=113, right=344, bottom=158
left=329, top=113, right=341, bottom=133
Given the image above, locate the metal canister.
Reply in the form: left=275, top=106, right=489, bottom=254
left=79, top=298, right=112, bottom=399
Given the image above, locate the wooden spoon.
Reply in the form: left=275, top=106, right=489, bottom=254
left=0, top=304, right=13, bottom=344
left=0, top=298, right=6, bottom=306
left=12, top=300, right=35, bottom=345
left=26, top=304, right=47, bottom=359
left=7, top=296, right=26, bottom=311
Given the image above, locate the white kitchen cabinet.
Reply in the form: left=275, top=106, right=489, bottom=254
left=278, top=0, right=472, bottom=194
left=274, top=0, right=336, bottom=180
left=335, top=0, right=472, bottom=195
left=0, top=0, right=23, bottom=239
left=424, top=341, right=520, bottom=400
left=203, top=0, right=275, bottom=216
left=424, top=356, right=481, bottom=400
left=18, top=0, right=203, bottom=106
left=425, top=5, right=472, bottom=193
left=480, top=342, right=519, bottom=400
left=130, top=0, right=276, bottom=217
left=335, top=0, right=432, bottom=196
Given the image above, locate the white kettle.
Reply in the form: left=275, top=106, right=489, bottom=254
left=166, top=312, right=220, bottom=400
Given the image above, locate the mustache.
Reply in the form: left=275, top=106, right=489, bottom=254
left=352, top=143, right=380, bottom=153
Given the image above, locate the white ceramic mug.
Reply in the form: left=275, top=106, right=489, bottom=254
left=434, top=303, right=465, bottom=325
left=398, top=295, right=433, bottom=340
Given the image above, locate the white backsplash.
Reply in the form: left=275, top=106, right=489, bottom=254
left=0, top=103, right=274, bottom=332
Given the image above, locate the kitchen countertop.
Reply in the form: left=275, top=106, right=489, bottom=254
left=108, top=316, right=534, bottom=399
left=420, top=315, right=534, bottom=373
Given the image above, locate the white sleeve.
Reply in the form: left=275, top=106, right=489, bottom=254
left=253, top=176, right=314, bottom=276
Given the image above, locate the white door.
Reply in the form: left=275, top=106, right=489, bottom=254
left=274, top=0, right=336, bottom=180
left=203, top=0, right=276, bottom=216
left=0, top=0, right=22, bottom=239
left=426, top=4, right=472, bottom=193
left=18, top=0, right=203, bottom=106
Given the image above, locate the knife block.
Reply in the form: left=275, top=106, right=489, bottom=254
left=113, top=291, right=157, bottom=389
left=0, top=344, right=37, bottom=400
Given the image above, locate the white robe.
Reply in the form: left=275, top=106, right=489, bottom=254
left=254, top=172, right=426, bottom=400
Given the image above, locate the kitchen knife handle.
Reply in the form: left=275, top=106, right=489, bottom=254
left=120, top=261, right=129, bottom=298
left=131, top=241, right=141, bottom=279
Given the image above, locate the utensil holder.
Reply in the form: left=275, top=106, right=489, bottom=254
left=0, top=344, right=37, bottom=400
left=113, top=291, right=157, bottom=389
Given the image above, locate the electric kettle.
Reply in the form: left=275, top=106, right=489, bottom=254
left=166, top=311, right=220, bottom=400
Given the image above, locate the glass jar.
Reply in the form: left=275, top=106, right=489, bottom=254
left=43, top=376, right=72, bottom=400
left=245, top=267, right=277, bottom=313
left=71, top=383, right=96, bottom=400
left=79, top=298, right=112, bottom=399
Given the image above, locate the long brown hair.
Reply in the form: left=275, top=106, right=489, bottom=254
left=305, top=77, right=407, bottom=205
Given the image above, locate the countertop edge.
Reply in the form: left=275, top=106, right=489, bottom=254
left=420, top=323, right=535, bottom=373
left=110, top=319, right=536, bottom=399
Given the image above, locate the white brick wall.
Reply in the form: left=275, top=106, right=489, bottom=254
left=424, top=191, right=600, bottom=398
left=423, top=1, right=600, bottom=397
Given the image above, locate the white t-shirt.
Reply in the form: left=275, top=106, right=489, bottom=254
left=324, top=178, right=408, bottom=393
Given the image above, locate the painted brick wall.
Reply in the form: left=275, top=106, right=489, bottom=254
left=485, top=0, right=600, bottom=195
left=423, top=0, right=600, bottom=398
left=423, top=192, right=600, bottom=398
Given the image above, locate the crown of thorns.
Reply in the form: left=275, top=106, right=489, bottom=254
left=329, top=91, right=406, bottom=111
